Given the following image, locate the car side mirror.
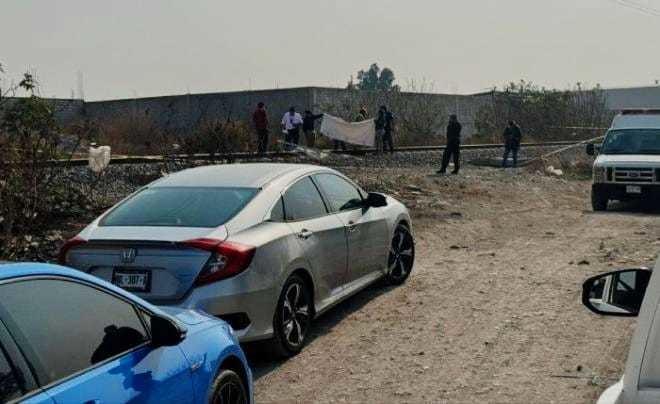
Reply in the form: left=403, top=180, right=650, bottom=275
left=151, top=314, right=187, bottom=347
left=582, top=268, right=652, bottom=317
left=586, top=143, right=595, bottom=156
left=366, top=192, right=387, bottom=208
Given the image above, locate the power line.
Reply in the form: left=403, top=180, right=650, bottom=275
left=607, top=0, right=660, bottom=17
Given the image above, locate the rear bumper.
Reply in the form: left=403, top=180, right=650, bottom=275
left=593, top=183, right=660, bottom=200
left=172, top=277, right=279, bottom=343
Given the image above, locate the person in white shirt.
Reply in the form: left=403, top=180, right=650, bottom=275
left=281, top=106, right=303, bottom=150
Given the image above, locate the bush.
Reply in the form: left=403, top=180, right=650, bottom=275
left=475, top=81, right=612, bottom=141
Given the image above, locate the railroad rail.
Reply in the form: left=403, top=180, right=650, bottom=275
left=44, top=140, right=590, bottom=167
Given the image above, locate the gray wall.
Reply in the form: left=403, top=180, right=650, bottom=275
left=15, top=85, right=659, bottom=139
left=601, top=86, right=660, bottom=110
left=84, top=87, right=485, bottom=139
left=1, top=98, right=84, bottom=126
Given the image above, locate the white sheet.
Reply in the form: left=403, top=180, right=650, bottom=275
left=320, top=114, right=375, bottom=147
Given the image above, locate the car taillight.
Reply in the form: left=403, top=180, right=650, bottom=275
left=182, top=238, right=256, bottom=286
left=57, top=236, right=88, bottom=265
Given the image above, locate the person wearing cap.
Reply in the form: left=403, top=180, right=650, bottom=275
left=437, top=114, right=462, bottom=174
left=252, top=102, right=269, bottom=154
left=281, top=106, right=303, bottom=150
left=303, top=110, right=323, bottom=148
left=502, top=120, right=523, bottom=167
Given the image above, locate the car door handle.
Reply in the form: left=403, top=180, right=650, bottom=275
left=297, top=229, right=313, bottom=240
left=347, top=221, right=359, bottom=233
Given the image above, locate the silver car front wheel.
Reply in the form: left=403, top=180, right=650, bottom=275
left=386, top=224, right=414, bottom=285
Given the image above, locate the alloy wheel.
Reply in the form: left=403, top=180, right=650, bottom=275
left=388, top=226, right=414, bottom=282
left=281, top=282, right=311, bottom=347
left=213, top=376, right=247, bottom=404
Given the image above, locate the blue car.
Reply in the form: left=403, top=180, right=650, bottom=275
left=0, top=263, right=252, bottom=404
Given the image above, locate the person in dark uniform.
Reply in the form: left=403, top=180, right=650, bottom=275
left=502, top=120, right=523, bottom=167
left=303, top=110, right=323, bottom=148
left=252, top=102, right=269, bottom=155
left=383, top=108, right=395, bottom=153
left=437, top=114, right=462, bottom=174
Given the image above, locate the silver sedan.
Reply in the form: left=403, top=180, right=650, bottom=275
left=60, top=164, right=415, bottom=356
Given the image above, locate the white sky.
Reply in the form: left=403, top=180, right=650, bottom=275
left=2, top=0, right=659, bottom=100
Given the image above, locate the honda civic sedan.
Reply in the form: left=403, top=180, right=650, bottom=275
left=0, top=262, right=251, bottom=404
left=60, top=163, right=415, bottom=356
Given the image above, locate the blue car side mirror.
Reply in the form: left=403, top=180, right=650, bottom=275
left=151, top=315, right=187, bottom=347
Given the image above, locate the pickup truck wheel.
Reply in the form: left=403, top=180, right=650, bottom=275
left=591, top=190, right=608, bottom=211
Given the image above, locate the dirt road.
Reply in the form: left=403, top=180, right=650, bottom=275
left=250, top=166, right=660, bottom=403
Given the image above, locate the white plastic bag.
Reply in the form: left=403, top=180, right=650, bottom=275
left=89, top=145, right=111, bottom=173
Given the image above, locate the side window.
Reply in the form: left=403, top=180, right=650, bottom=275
left=282, top=177, right=328, bottom=221
left=269, top=197, right=285, bottom=222
left=314, top=174, right=364, bottom=212
left=0, top=279, right=149, bottom=386
left=0, top=347, right=21, bottom=402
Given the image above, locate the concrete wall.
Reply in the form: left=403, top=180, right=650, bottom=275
left=14, top=85, right=659, bottom=140
left=1, top=98, right=84, bottom=126
left=601, top=86, right=660, bottom=110
left=84, top=87, right=315, bottom=134
left=83, top=87, right=486, bottom=139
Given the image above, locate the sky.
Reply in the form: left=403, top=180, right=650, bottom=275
left=1, top=0, right=659, bottom=100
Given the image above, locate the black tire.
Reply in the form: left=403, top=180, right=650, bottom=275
left=591, top=190, right=608, bottom=211
left=210, top=369, right=248, bottom=404
left=271, top=274, right=313, bottom=357
left=385, top=223, right=415, bottom=285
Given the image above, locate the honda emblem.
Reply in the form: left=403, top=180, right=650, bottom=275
left=120, top=248, right=137, bottom=264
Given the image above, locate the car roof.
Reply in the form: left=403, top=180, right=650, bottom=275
left=152, top=163, right=326, bottom=188
left=0, top=263, right=162, bottom=312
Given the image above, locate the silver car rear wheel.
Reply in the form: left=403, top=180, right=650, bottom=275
left=272, top=274, right=312, bottom=356
left=386, top=224, right=414, bottom=285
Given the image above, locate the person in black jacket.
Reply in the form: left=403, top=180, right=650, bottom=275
left=502, top=120, right=523, bottom=167
left=303, top=110, right=323, bottom=148
left=437, top=114, right=462, bottom=174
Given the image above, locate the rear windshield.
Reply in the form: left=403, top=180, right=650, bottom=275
left=100, top=186, right=259, bottom=228
left=602, top=129, right=660, bottom=155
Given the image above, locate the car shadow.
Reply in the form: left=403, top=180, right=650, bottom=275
left=242, top=278, right=397, bottom=381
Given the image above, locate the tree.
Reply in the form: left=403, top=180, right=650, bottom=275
left=352, top=63, right=400, bottom=92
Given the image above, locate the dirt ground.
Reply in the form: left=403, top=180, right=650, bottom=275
left=249, top=166, right=660, bottom=403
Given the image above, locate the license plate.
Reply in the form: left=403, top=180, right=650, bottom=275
left=626, top=185, right=642, bottom=194
left=112, top=269, right=151, bottom=292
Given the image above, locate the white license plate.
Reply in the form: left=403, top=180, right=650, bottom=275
left=626, top=185, right=642, bottom=194
left=113, top=270, right=150, bottom=292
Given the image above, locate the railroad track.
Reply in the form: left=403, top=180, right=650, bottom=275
left=46, top=140, right=589, bottom=167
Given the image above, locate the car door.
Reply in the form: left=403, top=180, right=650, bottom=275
left=0, top=278, right=194, bottom=404
left=282, top=176, right=348, bottom=299
left=313, top=173, right=390, bottom=284
left=0, top=323, right=54, bottom=404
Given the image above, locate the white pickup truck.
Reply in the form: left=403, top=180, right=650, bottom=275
left=587, top=109, right=660, bottom=211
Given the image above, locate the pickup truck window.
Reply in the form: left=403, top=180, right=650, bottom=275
left=602, top=129, right=660, bottom=155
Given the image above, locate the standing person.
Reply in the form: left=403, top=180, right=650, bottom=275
left=281, top=107, right=303, bottom=150
left=252, top=102, right=269, bottom=155
left=437, top=114, right=462, bottom=175
left=383, top=108, right=395, bottom=153
left=303, top=110, right=323, bottom=148
left=355, top=106, right=368, bottom=122
left=502, top=120, right=523, bottom=167
left=374, top=106, right=387, bottom=153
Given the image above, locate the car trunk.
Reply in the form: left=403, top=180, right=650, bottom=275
left=67, top=226, right=227, bottom=303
